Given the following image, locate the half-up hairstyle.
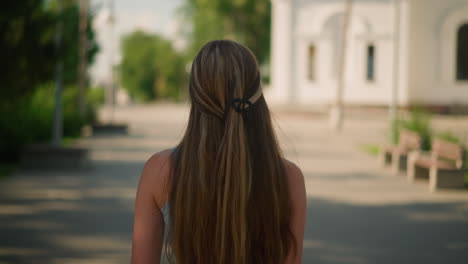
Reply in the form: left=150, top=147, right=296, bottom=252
left=166, top=40, right=295, bottom=264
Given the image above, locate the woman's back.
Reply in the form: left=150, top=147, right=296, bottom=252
left=133, top=151, right=306, bottom=264
left=131, top=40, right=306, bottom=264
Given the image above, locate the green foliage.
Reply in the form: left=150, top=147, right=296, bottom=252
left=119, top=31, right=186, bottom=101
left=0, top=1, right=101, bottom=162
left=0, top=85, right=96, bottom=161
left=397, top=109, right=432, bottom=150
left=87, top=87, right=106, bottom=106
left=0, top=1, right=57, bottom=102
left=360, top=144, right=380, bottom=157
left=55, top=0, right=100, bottom=85
left=181, top=0, right=271, bottom=66
left=0, top=1, right=99, bottom=103
left=435, top=131, right=461, bottom=144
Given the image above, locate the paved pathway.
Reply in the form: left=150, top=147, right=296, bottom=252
left=0, top=103, right=467, bottom=264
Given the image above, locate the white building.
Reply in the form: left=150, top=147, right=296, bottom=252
left=269, top=0, right=468, bottom=108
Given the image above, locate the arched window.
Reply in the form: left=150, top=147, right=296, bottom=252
left=366, top=44, right=375, bottom=81
left=307, top=45, right=316, bottom=81
left=457, top=23, right=468, bottom=80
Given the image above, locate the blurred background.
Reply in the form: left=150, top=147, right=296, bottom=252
left=1, top=0, right=468, bottom=263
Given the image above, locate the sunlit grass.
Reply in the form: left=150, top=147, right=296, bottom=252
left=359, top=144, right=380, bottom=157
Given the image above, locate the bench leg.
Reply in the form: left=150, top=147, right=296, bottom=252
left=407, top=159, right=415, bottom=182
left=429, top=168, right=465, bottom=192
left=378, top=150, right=392, bottom=167
left=391, top=153, right=407, bottom=175
left=407, top=152, right=419, bottom=182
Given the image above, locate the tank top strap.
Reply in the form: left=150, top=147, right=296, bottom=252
left=161, top=201, right=170, bottom=225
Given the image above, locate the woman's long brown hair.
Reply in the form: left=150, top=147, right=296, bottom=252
left=166, top=40, right=295, bottom=264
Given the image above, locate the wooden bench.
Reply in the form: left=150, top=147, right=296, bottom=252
left=379, top=130, right=421, bottom=174
left=407, top=139, right=466, bottom=191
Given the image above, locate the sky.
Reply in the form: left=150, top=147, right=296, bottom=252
left=90, top=0, right=184, bottom=85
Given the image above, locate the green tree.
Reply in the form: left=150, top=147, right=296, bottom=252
left=59, top=0, right=99, bottom=85
left=0, top=1, right=100, bottom=161
left=119, top=31, right=186, bottom=101
left=181, top=0, right=271, bottom=66
left=0, top=1, right=99, bottom=102
left=1, top=1, right=57, bottom=102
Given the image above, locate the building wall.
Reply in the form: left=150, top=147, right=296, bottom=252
left=269, top=0, right=402, bottom=105
left=269, top=0, right=468, bottom=107
left=408, top=0, right=468, bottom=105
left=294, top=0, right=399, bottom=106
left=270, top=0, right=294, bottom=104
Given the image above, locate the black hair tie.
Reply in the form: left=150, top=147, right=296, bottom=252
left=222, top=74, right=263, bottom=120
left=231, top=98, right=253, bottom=113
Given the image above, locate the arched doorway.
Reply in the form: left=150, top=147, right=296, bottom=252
left=321, top=13, right=372, bottom=80
left=457, top=23, right=468, bottom=80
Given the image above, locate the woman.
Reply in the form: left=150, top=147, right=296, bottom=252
left=131, top=40, right=306, bottom=264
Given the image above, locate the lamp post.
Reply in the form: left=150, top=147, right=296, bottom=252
left=330, top=0, right=353, bottom=131
left=107, top=0, right=116, bottom=123
left=91, top=0, right=127, bottom=135
left=390, top=0, right=401, bottom=143
left=78, top=0, right=89, bottom=116
left=52, top=0, right=63, bottom=146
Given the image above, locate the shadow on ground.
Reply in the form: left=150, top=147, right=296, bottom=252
left=304, top=198, right=468, bottom=264
left=2, top=165, right=468, bottom=264
left=0, top=159, right=142, bottom=264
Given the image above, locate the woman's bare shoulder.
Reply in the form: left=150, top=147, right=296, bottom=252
left=145, top=149, right=173, bottom=167
left=140, top=149, right=174, bottom=209
left=283, top=159, right=307, bottom=263
left=283, top=158, right=307, bottom=209
left=283, top=159, right=305, bottom=188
